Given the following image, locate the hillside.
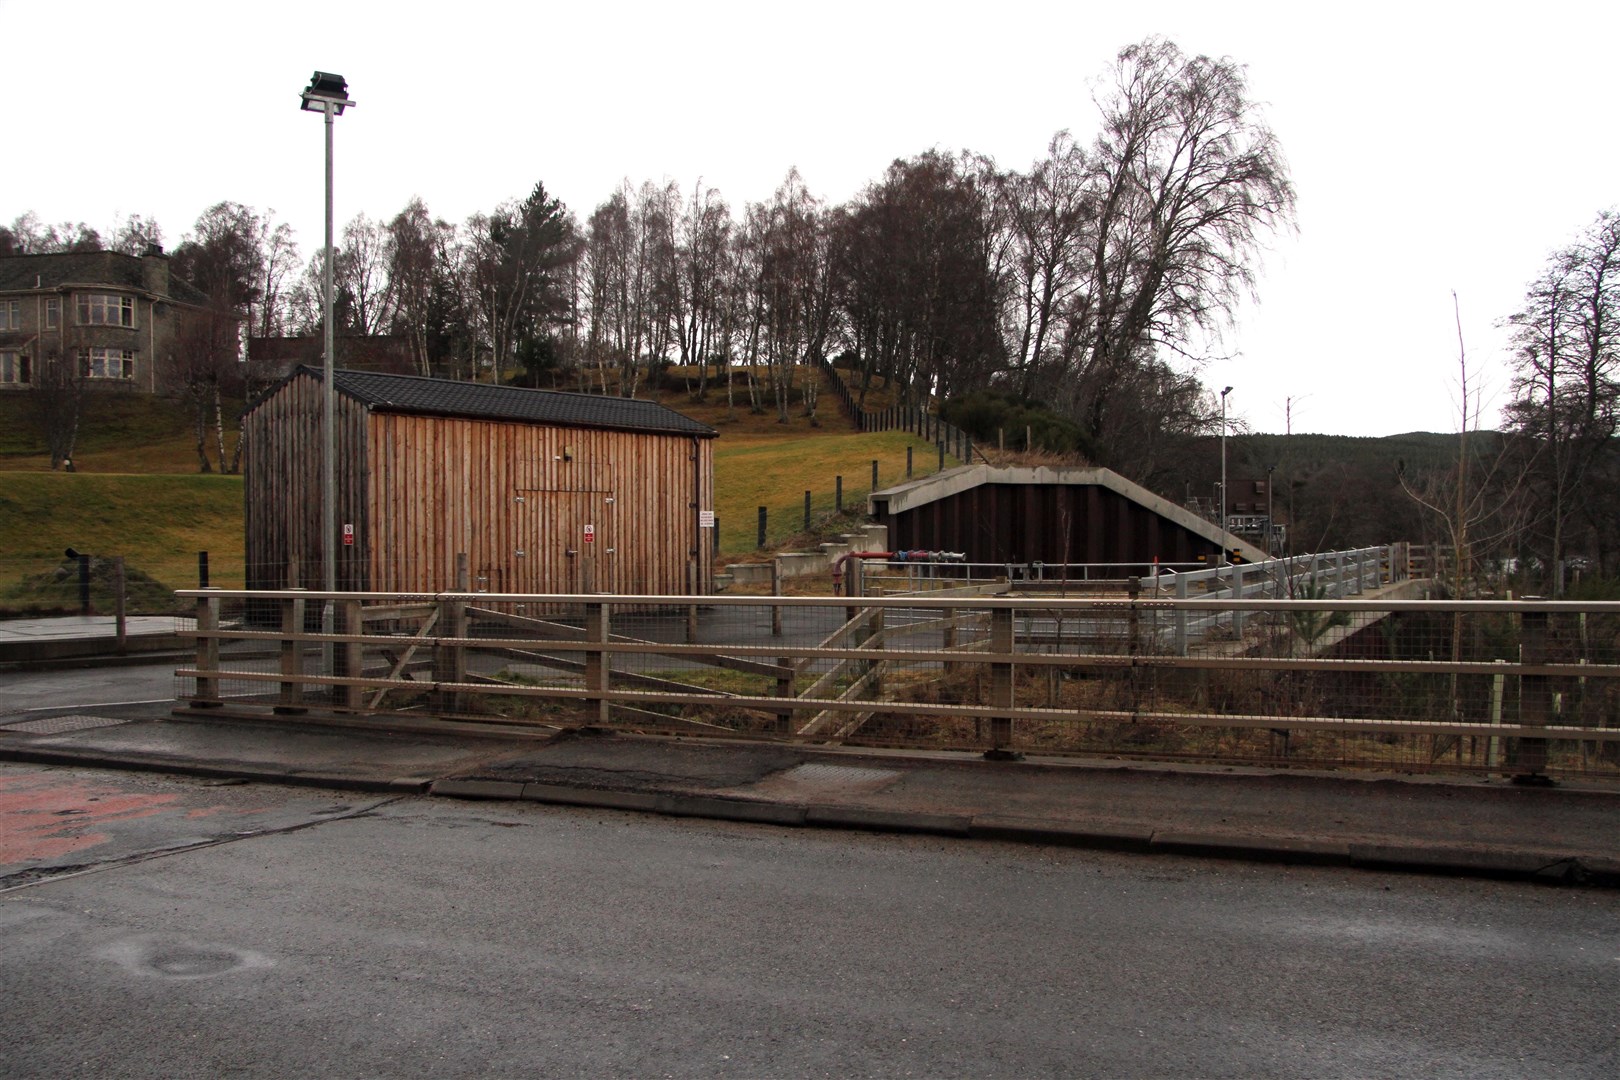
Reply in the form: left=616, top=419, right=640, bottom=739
left=0, top=366, right=942, bottom=610
left=0, top=367, right=1482, bottom=611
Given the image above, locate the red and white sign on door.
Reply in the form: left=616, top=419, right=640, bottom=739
left=342, top=524, right=355, bottom=547
left=583, top=523, right=595, bottom=544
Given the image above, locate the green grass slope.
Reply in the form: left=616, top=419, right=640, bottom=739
left=0, top=473, right=243, bottom=609
left=713, top=428, right=949, bottom=556
left=0, top=401, right=947, bottom=612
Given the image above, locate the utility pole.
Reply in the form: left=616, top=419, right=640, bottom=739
left=1220, top=386, right=1233, bottom=563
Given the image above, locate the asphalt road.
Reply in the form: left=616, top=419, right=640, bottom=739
left=0, top=660, right=182, bottom=721
left=2, top=764, right=1616, bottom=1078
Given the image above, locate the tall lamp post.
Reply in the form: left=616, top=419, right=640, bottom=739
left=1220, top=386, right=1233, bottom=554
left=300, top=71, right=354, bottom=667
left=1266, top=463, right=1277, bottom=556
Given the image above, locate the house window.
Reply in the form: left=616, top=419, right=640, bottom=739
left=44, top=297, right=60, bottom=329
left=82, top=347, right=135, bottom=380
left=0, top=350, right=29, bottom=385
left=0, top=299, right=20, bottom=331
left=77, top=293, right=136, bottom=327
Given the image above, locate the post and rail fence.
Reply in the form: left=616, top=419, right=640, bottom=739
left=815, top=358, right=981, bottom=466
left=176, top=546, right=1620, bottom=781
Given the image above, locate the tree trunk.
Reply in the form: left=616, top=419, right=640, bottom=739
left=212, top=383, right=229, bottom=474
left=193, top=392, right=213, bottom=474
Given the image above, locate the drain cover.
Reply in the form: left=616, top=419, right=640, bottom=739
left=0, top=714, right=130, bottom=735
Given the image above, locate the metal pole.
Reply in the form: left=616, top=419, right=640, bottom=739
left=1220, top=393, right=1227, bottom=534
left=1517, top=607, right=1552, bottom=782
left=1219, top=386, right=1232, bottom=565
left=113, top=556, right=127, bottom=651
left=1266, top=464, right=1275, bottom=556
left=321, top=100, right=338, bottom=675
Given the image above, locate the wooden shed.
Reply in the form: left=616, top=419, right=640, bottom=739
left=869, top=465, right=1267, bottom=567
left=244, top=367, right=718, bottom=595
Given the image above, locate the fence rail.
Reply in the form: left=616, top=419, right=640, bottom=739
left=176, top=582, right=1620, bottom=780
left=816, top=358, right=980, bottom=465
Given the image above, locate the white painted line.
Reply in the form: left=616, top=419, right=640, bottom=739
left=21, top=698, right=175, bottom=712
left=20, top=693, right=256, bottom=713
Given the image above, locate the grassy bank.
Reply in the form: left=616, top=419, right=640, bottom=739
left=713, top=428, right=946, bottom=555
left=0, top=393, right=242, bottom=473
left=0, top=368, right=951, bottom=612
left=0, top=428, right=950, bottom=612
left=0, top=473, right=244, bottom=609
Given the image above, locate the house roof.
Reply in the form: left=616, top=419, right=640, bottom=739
left=0, top=251, right=210, bottom=307
left=281, top=366, right=718, bottom=438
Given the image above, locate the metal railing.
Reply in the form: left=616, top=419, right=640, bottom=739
left=1152, top=547, right=1397, bottom=654
left=858, top=547, right=1401, bottom=654
left=176, top=582, right=1620, bottom=780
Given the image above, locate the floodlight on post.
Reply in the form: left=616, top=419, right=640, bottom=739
left=300, top=70, right=354, bottom=681
left=300, top=72, right=353, bottom=115
left=1220, top=386, right=1233, bottom=564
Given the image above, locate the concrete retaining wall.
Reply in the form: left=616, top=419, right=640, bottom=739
left=719, top=524, right=889, bottom=589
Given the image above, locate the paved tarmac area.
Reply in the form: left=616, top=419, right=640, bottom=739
left=0, top=662, right=182, bottom=720
left=0, top=763, right=381, bottom=888
left=2, top=778, right=1617, bottom=1079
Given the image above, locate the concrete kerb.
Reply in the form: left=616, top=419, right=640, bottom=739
left=969, top=815, right=1155, bottom=852
left=806, top=806, right=972, bottom=836
left=426, top=779, right=1620, bottom=887
left=1149, top=830, right=1353, bottom=866
left=14, top=739, right=1606, bottom=886
left=11, top=704, right=1614, bottom=887
left=0, top=744, right=432, bottom=795
left=656, top=793, right=808, bottom=826
left=430, top=778, right=525, bottom=800
left=432, top=778, right=963, bottom=834
left=1346, top=843, right=1613, bottom=886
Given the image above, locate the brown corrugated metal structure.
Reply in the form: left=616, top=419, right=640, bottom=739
left=244, top=368, right=717, bottom=595
left=869, top=465, right=1267, bottom=566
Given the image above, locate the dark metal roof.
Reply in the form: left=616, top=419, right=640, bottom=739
left=308, top=367, right=717, bottom=437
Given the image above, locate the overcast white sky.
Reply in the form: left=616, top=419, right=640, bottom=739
left=7, top=0, right=1616, bottom=436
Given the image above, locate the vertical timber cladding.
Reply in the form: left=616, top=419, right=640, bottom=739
left=364, top=412, right=712, bottom=596
left=874, top=466, right=1249, bottom=567
left=243, top=369, right=370, bottom=592
left=248, top=367, right=717, bottom=600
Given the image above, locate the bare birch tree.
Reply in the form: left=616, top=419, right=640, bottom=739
left=1503, top=210, right=1620, bottom=592
left=336, top=213, right=393, bottom=336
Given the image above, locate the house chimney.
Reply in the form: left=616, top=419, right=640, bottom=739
left=142, top=245, right=170, bottom=297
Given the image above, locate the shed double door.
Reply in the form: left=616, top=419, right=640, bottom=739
left=517, top=489, right=616, bottom=594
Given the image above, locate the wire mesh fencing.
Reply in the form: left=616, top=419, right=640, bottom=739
left=0, top=550, right=240, bottom=618
left=172, top=585, right=1620, bottom=781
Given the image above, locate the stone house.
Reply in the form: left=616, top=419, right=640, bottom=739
left=0, top=248, right=215, bottom=394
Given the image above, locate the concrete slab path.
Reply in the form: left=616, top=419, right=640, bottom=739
left=1, top=710, right=1617, bottom=887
